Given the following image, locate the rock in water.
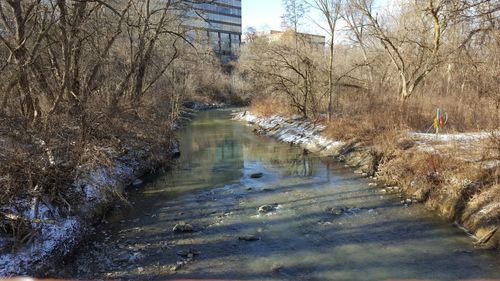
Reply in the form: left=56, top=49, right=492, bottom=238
left=271, top=263, right=284, bottom=272
left=173, top=222, right=193, bottom=233
left=250, top=172, right=264, bottom=179
left=325, top=207, right=343, bottom=216
left=132, top=179, right=143, bottom=187
left=176, top=250, right=189, bottom=257
left=128, top=252, right=145, bottom=263
left=238, top=235, right=260, bottom=241
left=258, top=204, right=278, bottom=213
left=172, top=150, right=181, bottom=159
left=176, top=249, right=200, bottom=257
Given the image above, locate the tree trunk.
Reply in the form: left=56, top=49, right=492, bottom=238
left=328, top=39, right=334, bottom=121
left=400, top=76, right=409, bottom=102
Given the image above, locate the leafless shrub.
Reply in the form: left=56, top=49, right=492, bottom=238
left=0, top=0, right=232, bottom=247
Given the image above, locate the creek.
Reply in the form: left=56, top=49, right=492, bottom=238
left=56, top=109, right=500, bottom=281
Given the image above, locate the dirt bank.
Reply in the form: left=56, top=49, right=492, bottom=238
left=235, top=111, right=500, bottom=250
left=0, top=139, right=179, bottom=277
left=0, top=102, right=233, bottom=276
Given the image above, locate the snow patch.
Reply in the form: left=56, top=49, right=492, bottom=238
left=234, top=112, right=344, bottom=156
left=409, top=132, right=498, bottom=142
left=186, top=102, right=226, bottom=111
left=0, top=144, right=166, bottom=276
left=479, top=202, right=500, bottom=216
left=0, top=218, right=82, bottom=276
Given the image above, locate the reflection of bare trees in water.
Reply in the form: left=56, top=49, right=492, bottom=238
left=285, top=149, right=317, bottom=177
left=253, top=144, right=318, bottom=177
left=215, top=140, right=239, bottom=161
left=174, top=115, right=245, bottom=186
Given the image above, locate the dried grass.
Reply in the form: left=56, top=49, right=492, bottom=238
left=0, top=102, right=176, bottom=246
left=249, top=96, right=292, bottom=117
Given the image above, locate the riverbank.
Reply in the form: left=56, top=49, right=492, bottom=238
left=0, top=100, right=231, bottom=276
left=0, top=139, right=179, bottom=276
left=52, top=109, right=499, bottom=280
left=235, top=111, right=500, bottom=250
left=0, top=106, right=222, bottom=276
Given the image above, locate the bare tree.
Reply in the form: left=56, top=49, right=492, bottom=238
left=282, top=0, right=309, bottom=34
left=349, top=0, right=450, bottom=102
left=307, top=0, right=343, bottom=121
left=238, top=34, right=325, bottom=118
left=0, top=1, right=55, bottom=123
left=342, top=0, right=374, bottom=91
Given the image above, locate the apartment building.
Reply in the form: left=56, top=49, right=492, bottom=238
left=267, top=30, right=326, bottom=50
left=184, top=0, right=242, bottom=61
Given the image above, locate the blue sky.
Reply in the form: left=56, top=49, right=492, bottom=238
left=242, top=0, right=283, bottom=32
left=242, top=0, right=393, bottom=35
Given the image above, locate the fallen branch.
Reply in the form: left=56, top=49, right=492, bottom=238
left=474, top=227, right=498, bottom=246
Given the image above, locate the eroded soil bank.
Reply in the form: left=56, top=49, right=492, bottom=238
left=53, top=109, right=499, bottom=281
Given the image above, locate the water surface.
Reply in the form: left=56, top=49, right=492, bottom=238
left=58, top=109, right=500, bottom=281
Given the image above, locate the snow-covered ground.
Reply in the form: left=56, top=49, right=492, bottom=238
left=0, top=157, right=135, bottom=275
left=409, top=131, right=499, bottom=167
left=0, top=143, right=175, bottom=276
left=409, top=132, right=498, bottom=142
left=234, top=112, right=344, bottom=156
left=0, top=217, right=82, bottom=275
left=238, top=111, right=497, bottom=146
left=186, top=102, right=226, bottom=111
left=235, top=111, right=499, bottom=168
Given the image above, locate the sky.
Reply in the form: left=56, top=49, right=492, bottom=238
left=242, top=0, right=283, bottom=33
left=241, top=0, right=342, bottom=38
left=242, top=0, right=394, bottom=37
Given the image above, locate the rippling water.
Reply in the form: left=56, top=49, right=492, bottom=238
left=57, top=109, right=500, bottom=281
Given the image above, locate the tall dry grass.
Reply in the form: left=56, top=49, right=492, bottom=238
left=249, top=96, right=294, bottom=117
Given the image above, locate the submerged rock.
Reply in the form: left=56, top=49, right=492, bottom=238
left=132, top=179, right=143, bottom=187
left=250, top=172, right=264, bottom=179
left=271, top=263, right=284, bottom=272
left=173, top=222, right=193, bottom=233
left=326, top=206, right=363, bottom=216
left=325, top=206, right=344, bottom=216
left=176, top=249, right=200, bottom=258
left=238, top=235, right=260, bottom=241
left=170, top=260, right=189, bottom=271
left=128, top=252, right=145, bottom=263
left=258, top=204, right=278, bottom=213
